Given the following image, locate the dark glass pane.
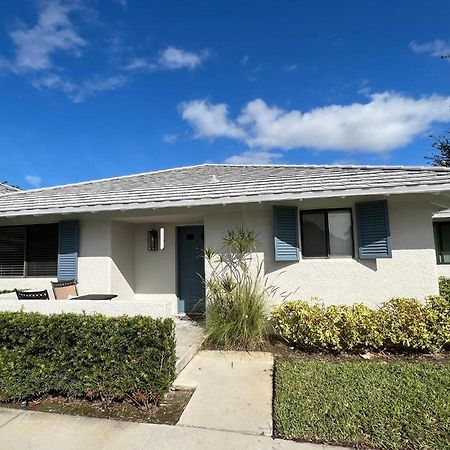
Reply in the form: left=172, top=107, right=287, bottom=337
left=301, top=212, right=327, bottom=257
left=26, top=224, right=59, bottom=276
left=438, top=222, right=450, bottom=263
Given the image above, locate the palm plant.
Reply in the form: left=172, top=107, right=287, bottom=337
left=203, top=228, right=277, bottom=350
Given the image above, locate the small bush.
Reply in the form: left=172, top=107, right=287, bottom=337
left=204, top=228, right=274, bottom=350
left=272, top=301, right=382, bottom=352
left=439, top=276, right=450, bottom=301
left=0, top=312, right=176, bottom=407
left=272, top=295, right=450, bottom=353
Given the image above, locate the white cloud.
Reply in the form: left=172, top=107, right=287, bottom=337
left=4, top=0, right=85, bottom=73
left=179, top=100, right=245, bottom=139
left=32, top=73, right=129, bottom=102
left=25, top=175, right=42, bottom=187
left=331, top=159, right=360, bottom=166
left=124, top=47, right=209, bottom=73
left=123, top=57, right=157, bottom=72
left=410, top=39, right=450, bottom=58
left=32, top=73, right=77, bottom=93
left=240, top=55, right=249, bottom=66
left=158, top=47, right=208, bottom=70
left=180, top=92, right=450, bottom=153
left=284, top=64, right=298, bottom=72
left=111, top=0, right=127, bottom=7
left=70, top=75, right=129, bottom=103
left=163, top=134, right=178, bottom=143
left=225, top=150, right=281, bottom=164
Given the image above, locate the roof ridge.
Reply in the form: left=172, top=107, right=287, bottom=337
left=214, top=163, right=450, bottom=171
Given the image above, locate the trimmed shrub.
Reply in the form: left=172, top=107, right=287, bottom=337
left=0, top=312, right=176, bottom=407
left=271, top=296, right=450, bottom=353
left=271, top=301, right=382, bottom=352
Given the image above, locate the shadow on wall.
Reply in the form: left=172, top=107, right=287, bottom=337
left=111, top=222, right=136, bottom=295
left=111, top=254, right=135, bottom=293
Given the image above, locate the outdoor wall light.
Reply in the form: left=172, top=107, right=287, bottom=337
left=148, top=229, right=158, bottom=251
left=160, top=227, right=165, bottom=250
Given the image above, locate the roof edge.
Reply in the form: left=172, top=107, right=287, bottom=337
left=2, top=182, right=450, bottom=219
left=0, top=182, right=21, bottom=192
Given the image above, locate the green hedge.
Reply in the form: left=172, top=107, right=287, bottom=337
left=271, top=293, right=450, bottom=353
left=0, top=312, right=176, bottom=406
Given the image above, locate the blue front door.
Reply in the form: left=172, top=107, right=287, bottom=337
left=177, top=226, right=205, bottom=314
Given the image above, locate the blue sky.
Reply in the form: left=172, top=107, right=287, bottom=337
left=1, top=0, right=450, bottom=188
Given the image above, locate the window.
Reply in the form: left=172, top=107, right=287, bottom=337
left=0, top=224, right=59, bottom=277
left=300, top=209, right=354, bottom=258
left=434, top=221, right=450, bottom=264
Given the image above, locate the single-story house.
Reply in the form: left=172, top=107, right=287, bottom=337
left=1, top=163, right=450, bottom=317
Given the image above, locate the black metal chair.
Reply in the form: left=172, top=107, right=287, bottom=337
left=51, top=279, right=78, bottom=300
left=15, top=289, right=49, bottom=300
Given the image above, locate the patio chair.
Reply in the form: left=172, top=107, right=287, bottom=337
left=15, top=289, right=49, bottom=300
left=51, top=279, right=78, bottom=300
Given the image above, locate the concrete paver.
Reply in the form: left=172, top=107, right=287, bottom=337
left=174, top=351, right=274, bottom=436
left=174, top=319, right=204, bottom=374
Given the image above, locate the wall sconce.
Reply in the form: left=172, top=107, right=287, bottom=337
left=148, top=229, right=158, bottom=251
left=159, top=227, right=165, bottom=250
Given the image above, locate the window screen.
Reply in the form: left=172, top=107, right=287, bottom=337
left=328, top=210, right=353, bottom=256
left=301, top=209, right=353, bottom=258
left=0, top=226, right=26, bottom=276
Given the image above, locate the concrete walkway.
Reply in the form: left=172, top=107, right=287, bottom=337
left=174, top=319, right=204, bottom=373
left=0, top=408, right=345, bottom=450
left=175, top=351, right=273, bottom=435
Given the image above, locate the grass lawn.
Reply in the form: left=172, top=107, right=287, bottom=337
left=274, top=359, right=450, bottom=449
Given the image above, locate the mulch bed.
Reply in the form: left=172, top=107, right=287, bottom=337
left=2, top=388, right=194, bottom=425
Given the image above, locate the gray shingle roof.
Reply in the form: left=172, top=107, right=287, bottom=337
left=0, top=183, right=20, bottom=195
left=2, top=163, right=450, bottom=218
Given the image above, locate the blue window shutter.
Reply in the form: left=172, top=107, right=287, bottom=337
left=58, top=220, right=79, bottom=281
left=356, top=200, right=392, bottom=259
left=273, top=206, right=299, bottom=261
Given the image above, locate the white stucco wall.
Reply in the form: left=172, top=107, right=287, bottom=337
left=204, top=199, right=439, bottom=307
left=437, top=264, right=450, bottom=278
left=0, top=297, right=174, bottom=317
left=134, top=223, right=178, bottom=315
left=77, top=219, right=111, bottom=295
